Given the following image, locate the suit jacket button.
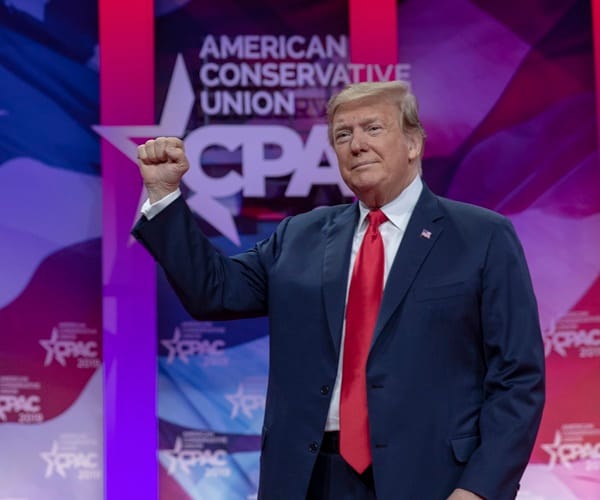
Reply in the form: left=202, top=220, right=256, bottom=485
left=309, top=441, right=319, bottom=453
left=320, top=385, right=330, bottom=395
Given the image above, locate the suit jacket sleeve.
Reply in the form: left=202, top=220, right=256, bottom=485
left=456, top=218, right=545, bottom=499
left=131, top=196, right=287, bottom=320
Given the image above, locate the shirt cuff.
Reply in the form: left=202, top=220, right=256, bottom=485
left=141, top=189, right=181, bottom=220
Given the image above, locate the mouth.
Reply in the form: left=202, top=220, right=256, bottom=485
left=351, top=160, right=377, bottom=170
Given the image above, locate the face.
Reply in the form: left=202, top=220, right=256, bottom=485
left=332, top=96, right=421, bottom=208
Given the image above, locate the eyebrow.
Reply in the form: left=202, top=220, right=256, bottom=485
left=333, top=116, right=382, bottom=133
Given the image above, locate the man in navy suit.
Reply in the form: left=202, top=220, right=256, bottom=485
left=133, top=81, right=545, bottom=500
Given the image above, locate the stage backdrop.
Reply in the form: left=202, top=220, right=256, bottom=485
left=2, top=0, right=598, bottom=499
left=96, top=0, right=600, bottom=498
left=0, top=1, right=103, bottom=499
left=154, top=3, right=352, bottom=498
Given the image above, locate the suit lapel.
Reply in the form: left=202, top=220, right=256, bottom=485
left=322, top=204, right=359, bottom=356
left=371, top=185, right=446, bottom=347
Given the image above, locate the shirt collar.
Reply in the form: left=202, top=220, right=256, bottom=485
left=357, top=175, right=423, bottom=230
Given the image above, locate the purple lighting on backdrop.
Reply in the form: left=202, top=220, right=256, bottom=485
left=99, top=0, right=157, bottom=498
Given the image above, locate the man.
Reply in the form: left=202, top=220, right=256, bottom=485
left=133, top=81, right=545, bottom=500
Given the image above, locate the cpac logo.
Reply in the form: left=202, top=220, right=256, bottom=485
left=225, top=383, right=266, bottom=419
left=94, top=55, right=353, bottom=246
left=162, top=327, right=226, bottom=364
left=0, top=394, right=41, bottom=421
left=165, top=437, right=228, bottom=475
left=543, top=327, right=600, bottom=357
left=182, top=123, right=352, bottom=246
left=40, top=441, right=99, bottom=478
left=541, top=431, right=600, bottom=468
left=39, top=328, right=98, bottom=366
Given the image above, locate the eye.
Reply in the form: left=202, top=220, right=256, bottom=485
left=334, top=130, right=351, bottom=143
left=367, top=124, right=382, bottom=133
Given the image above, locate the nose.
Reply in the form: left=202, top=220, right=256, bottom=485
left=350, top=130, right=368, bottom=154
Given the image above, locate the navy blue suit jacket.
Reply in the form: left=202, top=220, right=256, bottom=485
left=133, top=183, right=545, bottom=500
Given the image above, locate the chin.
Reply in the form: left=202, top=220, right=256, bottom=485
left=351, top=184, right=381, bottom=202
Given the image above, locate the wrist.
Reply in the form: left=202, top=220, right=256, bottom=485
left=146, top=183, right=179, bottom=204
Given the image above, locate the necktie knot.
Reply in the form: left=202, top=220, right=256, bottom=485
left=367, top=209, right=387, bottom=237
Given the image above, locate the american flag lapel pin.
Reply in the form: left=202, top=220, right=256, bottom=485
left=420, top=228, right=432, bottom=239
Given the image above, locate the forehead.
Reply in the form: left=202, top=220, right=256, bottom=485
left=333, top=96, right=398, bottom=126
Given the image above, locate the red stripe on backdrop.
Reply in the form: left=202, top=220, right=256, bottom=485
left=99, top=1, right=157, bottom=499
left=593, top=0, right=600, bottom=151
left=349, top=0, right=398, bottom=66
left=99, top=3, right=154, bottom=125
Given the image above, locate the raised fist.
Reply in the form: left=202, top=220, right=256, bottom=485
left=137, top=137, right=190, bottom=203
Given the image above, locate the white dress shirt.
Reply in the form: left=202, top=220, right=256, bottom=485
left=141, top=188, right=181, bottom=219
left=141, top=176, right=424, bottom=431
left=325, top=175, right=423, bottom=430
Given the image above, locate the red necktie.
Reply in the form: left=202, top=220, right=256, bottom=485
left=340, top=209, right=387, bottom=473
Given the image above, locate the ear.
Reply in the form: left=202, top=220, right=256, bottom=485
left=405, top=132, right=423, bottom=161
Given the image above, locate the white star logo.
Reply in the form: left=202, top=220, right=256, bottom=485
left=541, top=431, right=565, bottom=469
left=225, top=383, right=265, bottom=419
left=0, top=396, right=9, bottom=421
left=93, top=54, right=242, bottom=245
left=39, top=328, right=64, bottom=366
left=542, top=319, right=558, bottom=357
left=164, top=436, right=185, bottom=475
left=225, top=384, right=245, bottom=418
left=161, top=327, right=185, bottom=364
left=40, top=441, right=64, bottom=478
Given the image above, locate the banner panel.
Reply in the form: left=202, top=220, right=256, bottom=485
left=397, top=1, right=599, bottom=495
left=153, top=2, right=351, bottom=498
left=0, top=2, right=103, bottom=499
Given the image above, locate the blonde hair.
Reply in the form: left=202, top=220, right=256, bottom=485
left=326, top=81, right=426, bottom=151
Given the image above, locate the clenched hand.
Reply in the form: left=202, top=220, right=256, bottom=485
left=137, top=137, right=190, bottom=203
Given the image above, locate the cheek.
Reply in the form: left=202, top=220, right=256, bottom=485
left=335, top=152, right=351, bottom=172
